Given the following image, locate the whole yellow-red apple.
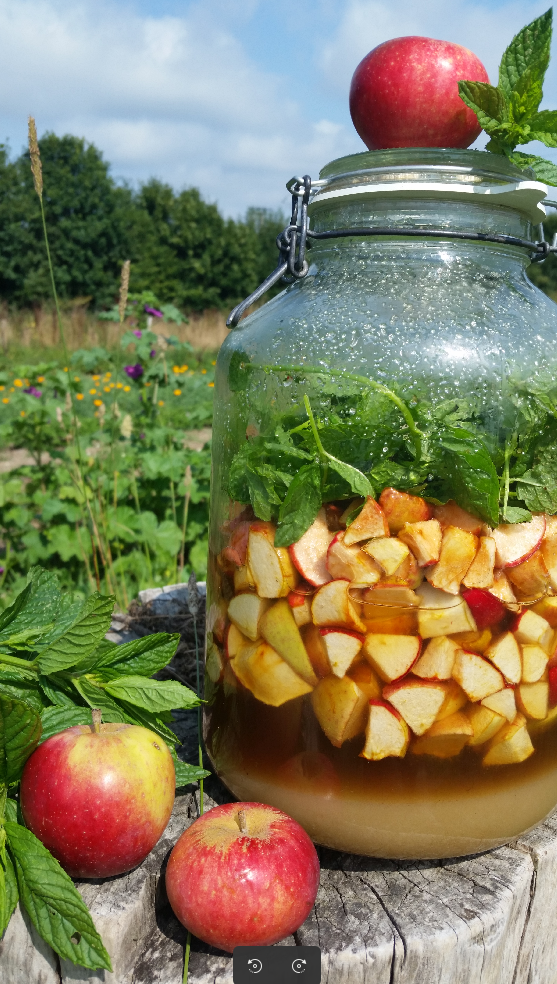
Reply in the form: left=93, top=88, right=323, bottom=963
left=165, top=802, right=320, bottom=952
left=20, top=716, right=175, bottom=878
left=350, top=36, right=489, bottom=149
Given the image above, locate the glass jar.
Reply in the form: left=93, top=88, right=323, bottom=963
left=204, top=148, right=557, bottom=859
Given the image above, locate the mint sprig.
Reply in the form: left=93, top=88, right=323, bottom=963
left=459, top=9, right=557, bottom=185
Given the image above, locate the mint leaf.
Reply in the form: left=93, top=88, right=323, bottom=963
left=37, top=593, right=114, bottom=675
left=92, top=633, right=180, bottom=677
left=0, top=850, right=18, bottom=937
left=0, top=694, right=42, bottom=785
left=325, top=455, right=373, bottom=498
left=0, top=582, right=33, bottom=638
left=507, top=151, right=557, bottom=185
left=173, top=756, right=210, bottom=787
left=274, top=462, right=322, bottom=547
left=514, top=455, right=557, bottom=513
left=38, top=675, right=79, bottom=707
left=114, top=701, right=180, bottom=744
left=39, top=705, right=92, bottom=744
left=438, top=431, right=500, bottom=525
left=503, top=506, right=533, bottom=523
left=4, top=798, right=18, bottom=822
left=498, top=9, right=552, bottom=98
left=5, top=822, right=111, bottom=971
left=509, top=65, right=544, bottom=123
left=0, top=570, right=61, bottom=644
left=527, top=109, right=557, bottom=147
left=458, top=81, right=508, bottom=131
left=71, top=677, right=127, bottom=722
left=102, top=676, right=200, bottom=713
left=0, top=677, right=44, bottom=715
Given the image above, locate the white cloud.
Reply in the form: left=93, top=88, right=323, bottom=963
left=0, top=0, right=355, bottom=215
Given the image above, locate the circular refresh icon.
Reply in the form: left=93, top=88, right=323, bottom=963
left=247, top=958, right=263, bottom=974
left=292, top=958, right=307, bottom=973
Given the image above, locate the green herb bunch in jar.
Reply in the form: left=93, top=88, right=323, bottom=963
left=204, top=12, right=557, bottom=859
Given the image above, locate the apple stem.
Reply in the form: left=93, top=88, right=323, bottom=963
left=237, top=809, right=248, bottom=834
left=91, top=708, right=102, bottom=734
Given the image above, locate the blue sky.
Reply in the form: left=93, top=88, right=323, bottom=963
left=0, top=0, right=554, bottom=216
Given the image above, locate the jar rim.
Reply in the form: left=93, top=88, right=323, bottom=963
left=318, top=148, right=534, bottom=182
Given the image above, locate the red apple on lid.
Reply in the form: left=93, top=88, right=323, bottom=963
left=350, top=36, right=489, bottom=150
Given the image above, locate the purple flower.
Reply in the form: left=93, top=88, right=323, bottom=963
left=145, top=305, right=163, bottom=318
left=133, top=329, right=142, bottom=338
left=0, top=566, right=4, bottom=575
left=24, top=386, right=42, bottom=398
left=139, top=432, right=145, bottom=439
left=150, top=349, right=156, bottom=358
left=124, top=364, right=144, bottom=380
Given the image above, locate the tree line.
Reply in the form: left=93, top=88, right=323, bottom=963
left=0, top=133, right=287, bottom=313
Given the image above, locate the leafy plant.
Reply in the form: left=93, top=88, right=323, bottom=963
left=459, top=9, right=557, bottom=184
left=0, top=566, right=207, bottom=969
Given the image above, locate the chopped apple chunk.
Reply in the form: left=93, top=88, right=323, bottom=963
left=488, top=570, right=518, bottom=608
left=436, top=679, right=468, bottom=720
left=513, top=610, right=553, bottom=651
left=411, top=711, right=474, bottom=758
left=248, top=523, right=296, bottom=598
left=289, top=508, right=333, bottom=587
left=452, top=650, right=505, bottom=702
left=466, top=704, right=505, bottom=746
left=343, top=497, right=390, bottom=546
left=482, top=713, right=534, bottom=766
left=311, top=579, right=366, bottom=633
left=416, top=583, right=477, bottom=638
left=507, top=550, right=550, bottom=601
left=232, top=642, right=313, bottom=706
left=425, top=526, right=478, bottom=594
left=433, top=501, right=483, bottom=534
left=541, top=516, right=557, bottom=591
left=484, top=631, right=522, bottom=685
left=412, top=635, right=461, bottom=680
left=521, top=644, right=549, bottom=683
left=360, top=701, right=410, bottom=760
left=362, top=584, right=420, bottom=608
left=516, top=681, right=549, bottom=720
left=260, top=600, right=318, bottom=686
left=320, top=628, right=364, bottom=678
left=362, top=536, right=410, bottom=575
left=463, top=536, right=496, bottom=589
left=225, top=622, right=250, bottom=660
left=451, top=628, right=492, bottom=653
left=532, top=595, right=557, bottom=627
left=290, top=595, right=313, bottom=628
left=234, top=564, right=255, bottom=593
left=398, top=519, right=442, bottom=567
left=481, top=687, right=516, bottom=722
left=383, top=679, right=448, bottom=735
left=363, top=633, right=421, bottom=682
left=379, top=487, right=432, bottom=534
left=311, top=676, right=369, bottom=747
left=492, top=514, right=546, bottom=569
left=205, top=640, right=226, bottom=684
left=389, top=549, right=424, bottom=589
left=227, top=593, right=272, bottom=642
left=301, top=623, right=331, bottom=678
left=327, top=532, right=382, bottom=584
left=348, top=662, right=382, bottom=701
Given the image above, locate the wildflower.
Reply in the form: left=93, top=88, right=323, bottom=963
left=149, top=349, right=156, bottom=358
left=37, top=376, right=44, bottom=383
left=208, top=382, right=214, bottom=388
left=76, top=393, right=84, bottom=400
left=123, top=385, right=131, bottom=392
left=104, top=372, right=112, bottom=379
left=23, top=386, right=42, bottom=398
left=20, top=410, right=25, bottom=417
left=0, top=387, right=4, bottom=392
left=145, top=381, right=151, bottom=387
left=124, top=364, right=143, bottom=380
left=92, top=375, right=100, bottom=381
left=9, top=388, right=14, bottom=393
left=173, top=389, right=181, bottom=396
left=1, top=398, right=8, bottom=404
left=182, top=365, right=188, bottom=372
left=89, top=388, right=97, bottom=395
left=116, top=382, right=123, bottom=388
left=133, top=329, right=142, bottom=338
left=139, top=432, right=145, bottom=439
left=173, top=365, right=181, bottom=373
left=93, top=399, right=103, bottom=407
left=74, top=376, right=80, bottom=382
left=201, top=369, right=207, bottom=375
left=145, top=305, right=163, bottom=318
left=212, top=360, right=216, bottom=366
left=158, top=400, right=164, bottom=406
left=0, top=566, right=4, bottom=575
left=64, top=367, right=68, bottom=372
left=120, top=413, right=133, bottom=439
left=14, top=379, right=23, bottom=387
left=104, top=386, right=110, bottom=393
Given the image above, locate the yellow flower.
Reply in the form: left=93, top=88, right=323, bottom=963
left=116, top=382, right=123, bottom=389
left=0, top=386, right=4, bottom=392
left=104, top=372, right=112, bottom=378
left=2, top=398, right=8, bottom=404
left=9, top=388, right=14, bottom=393
left=74, top=376, right=80, bottom=382
left=208, top=382, right=214, bottom=388
left=37, top=376, right=44, bottom=383
left=172, top=365, right=181, bottom=373
left=173, top=389, right=181, bottom=396
left=93, top=399, right=103, bottom=407
left=14, top=379, right=23, bottom=387
left=123, top=385, right=130, bottom=392
left=104, top=386, right=110, bottom=392
left=201, top=369, right=207, bottom=374
left=92, top=374, right=100, bottom=381
left=181, top=364, right=188, bottom=372
left=63, top=367, right=68, bottom=372
left=145, top=381, right=151, bottom=387
left=89, top=388, right=97, bottom=394
left=211, top=360, right=216, bottom=366
left=158, top=400, right=164, bottom=406
left=20, top=410, right=25, bottom=417
left=76, top=393, right=84, bottom=400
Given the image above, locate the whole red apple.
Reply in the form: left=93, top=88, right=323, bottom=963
left=165, top=802, right=320, bottom=952
left=20, top=717, right=175, bottom=878
left=350, top=36, right=489, bottom=149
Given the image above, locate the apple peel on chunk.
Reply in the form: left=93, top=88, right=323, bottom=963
left=482, top=713, right=534, bottom=766
left=484, top=631, right=522, bottom=685
left=289, top=508, right=333, bottom=587
left=462, top=536, right=496, bottom=589
left=466, top=704, right=505, bottom=747
left=260, top=600, right=318, bottom=686
left=412, top=635, right=461, bottom=680
left=492, top=514, right=546, bottom=569
left=232, top=642, right=313, bottom=706
left=379, top=488, right=432, bottom=535
left=460, top=588, right=505, bottom=631
left=426, top=526, right=478, bottom=595
left=311, top=579, right=366, bottom=633
left=541, top=516, right=557, bottom=591
left=343, top=496, right=389, bottom=546
left=411, top=711, right=473, bottom=758
left=360, top=701, right=410, bottom=760
left=452, top=650, right=505, bottom=702
left=398, top=519, right=442, bottom=567
left=362, top=536, right=410, bottom=575
left=227, top=593, right=272, bottom=642
left=481, top=687, right=517, bottom=722
left=383, top=679, right=448, bottom=735
left=363, top=633, right=421, bottom=683
left=320, top=628, right=364, bottom=678
left=327, top=531, right=382, bottom=585
left=311, top=676, right=369, bottom=747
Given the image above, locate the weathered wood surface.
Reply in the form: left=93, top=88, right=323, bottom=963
left=3, top=581, right=557, bottom=982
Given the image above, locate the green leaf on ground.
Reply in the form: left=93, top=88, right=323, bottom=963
left=37, top=593, right=115, bottom=675
left=0, top=694, right=42, bottom=785
left=5, top=822, right=111, bottom=971
left=102, top=676, right=200, bottom=713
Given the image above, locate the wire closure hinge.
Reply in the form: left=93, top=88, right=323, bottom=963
left=226, top=175, right=557, bottom=329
